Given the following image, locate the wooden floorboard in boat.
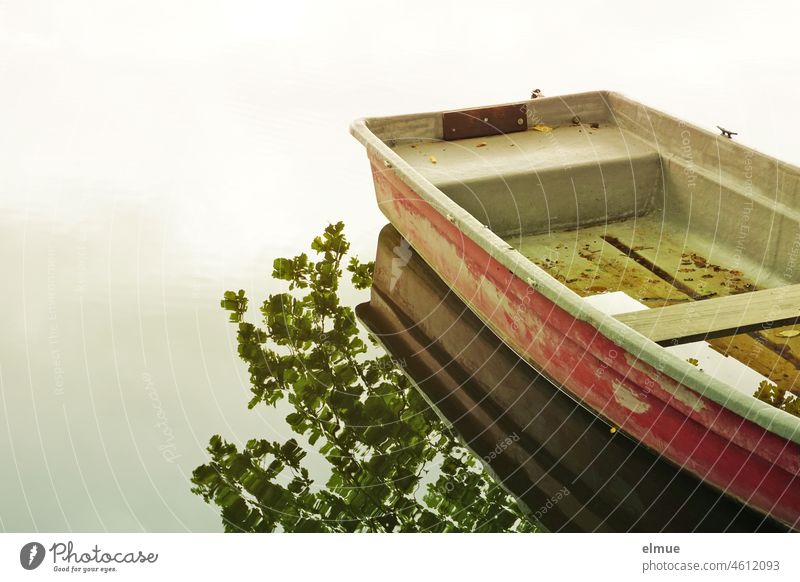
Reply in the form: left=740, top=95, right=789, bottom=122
left=510, top=231, right=689, bottom=309
left=600, top=217, right=758, bottom=298
left=508, top=217, right=800, bottom=396
left=615, top=285, right=800, bottom=344
left=598, top=218, right=800, bottom=383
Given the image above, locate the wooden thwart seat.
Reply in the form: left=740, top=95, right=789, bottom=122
left=614, top=284, right=800, bottom=345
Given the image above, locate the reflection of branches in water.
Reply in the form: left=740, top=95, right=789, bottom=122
left=191, top=222, right=536, bottom=532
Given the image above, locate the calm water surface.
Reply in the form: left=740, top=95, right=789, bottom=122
left=0, top=194, right=383, bottom=531
left=0, top=48, right=386, bottom=530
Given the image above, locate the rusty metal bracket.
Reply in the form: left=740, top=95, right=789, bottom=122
left=443, top=103, right=528, bottom=141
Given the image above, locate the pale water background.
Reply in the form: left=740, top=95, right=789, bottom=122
left=1, top=0, right=799, bottom=531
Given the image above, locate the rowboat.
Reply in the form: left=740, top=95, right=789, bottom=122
left=357, top=224, right=786, bottom=532
left=351, top=91, right=800, bottom=528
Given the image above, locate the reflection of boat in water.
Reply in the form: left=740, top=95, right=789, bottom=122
left=352, top=92, right=800, bottom=528
left=357, top=225, right=787, bottom=531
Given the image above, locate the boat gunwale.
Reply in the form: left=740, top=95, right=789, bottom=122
left=351, top=90, right=800, bottom=446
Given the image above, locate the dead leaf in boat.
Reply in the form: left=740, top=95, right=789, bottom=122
left=531, top=124, right=553, bottom=132
left=585, top=285, right=608, bottom=293
left=476, top=142, right=487, bottom=148
left=777, top=330, right=800, bottom=338
left=429, top=156, right=437, bottom=164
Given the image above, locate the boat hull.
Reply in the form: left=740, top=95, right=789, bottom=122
left=358, top=224, right=787, bottom=532
left=367, top=158, right=800, bottom=529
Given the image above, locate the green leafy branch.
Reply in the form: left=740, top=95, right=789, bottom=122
left=192, top=222, right=536, bottom=532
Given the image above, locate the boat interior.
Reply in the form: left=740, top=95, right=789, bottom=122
left=380, top=94, right=800, bottom=406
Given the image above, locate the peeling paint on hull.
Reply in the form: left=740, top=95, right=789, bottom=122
left=612, top=381, right=650, bottom=413
left=369, top=160, right=800, bottom=529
